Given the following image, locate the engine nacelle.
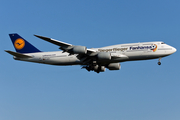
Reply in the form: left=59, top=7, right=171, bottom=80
left=97, top=52, right=111, bottom=60
left=93, top=65, right=106, bottom=72
left=72, top=46, right=87, bottom=54
left=107, top=63, right=121, bottom=70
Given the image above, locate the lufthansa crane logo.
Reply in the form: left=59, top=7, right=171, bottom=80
left=151, top=44, right=157, bottom=52
left=14, top=38, right=25, bottom=50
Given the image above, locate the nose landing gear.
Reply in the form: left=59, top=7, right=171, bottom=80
left=158, top=58, right=162, bottom=65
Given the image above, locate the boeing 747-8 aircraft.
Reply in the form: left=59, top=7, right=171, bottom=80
left=5, top=33, right=177, bottom=73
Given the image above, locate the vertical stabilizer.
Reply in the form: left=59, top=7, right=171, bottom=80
left=9, top=33, right=41, bottom=53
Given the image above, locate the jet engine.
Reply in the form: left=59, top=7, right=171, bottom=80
left=107, top=63, right=121, bottom=70
left=72, top=46, right=87, bottom=54
left=93, top=65, right=106, bottom=72
left=97, top=52, right=111, bottom=60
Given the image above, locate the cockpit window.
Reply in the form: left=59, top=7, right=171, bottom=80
left=161, top=42, right=165, bottom=44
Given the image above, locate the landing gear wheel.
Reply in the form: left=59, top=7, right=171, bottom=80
left=158, top=58, right=162, bottom=65
left=158, top=62, right=161, bottom=65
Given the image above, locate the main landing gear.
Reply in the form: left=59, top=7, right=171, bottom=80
left=158, top=58, right=162, bottom=65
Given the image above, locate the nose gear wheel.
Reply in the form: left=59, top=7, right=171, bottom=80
left=158, top=58, right=162, bottom=65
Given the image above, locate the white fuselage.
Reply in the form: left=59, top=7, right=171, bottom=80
left=14, top=41, right=176, bottom=65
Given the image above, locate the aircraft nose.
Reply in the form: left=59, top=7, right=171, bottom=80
left=172, top=47, right=177, bottom=53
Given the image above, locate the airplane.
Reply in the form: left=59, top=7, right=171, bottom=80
left=5, top=33, right=177, bottom=73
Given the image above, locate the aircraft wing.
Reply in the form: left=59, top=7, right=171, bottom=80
left=34, top=35, right=96, bottom=54
left=34, top=35, right=72, bottom=47
left=34, top=35, right=128, bottom=62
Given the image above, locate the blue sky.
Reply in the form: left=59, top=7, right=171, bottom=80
left=1, top=0, right=180, bottom=120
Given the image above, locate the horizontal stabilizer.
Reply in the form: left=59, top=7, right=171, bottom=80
left=5, top=50, right=32, bottom=58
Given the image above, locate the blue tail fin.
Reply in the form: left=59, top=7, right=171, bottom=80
left=9, top=33, right=41, bottom=53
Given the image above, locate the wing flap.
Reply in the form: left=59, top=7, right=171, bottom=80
left=5, top=50, right=32, bottom=58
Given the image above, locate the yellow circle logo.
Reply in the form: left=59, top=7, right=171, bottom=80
left=14, top=38, right=25, bottom=50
